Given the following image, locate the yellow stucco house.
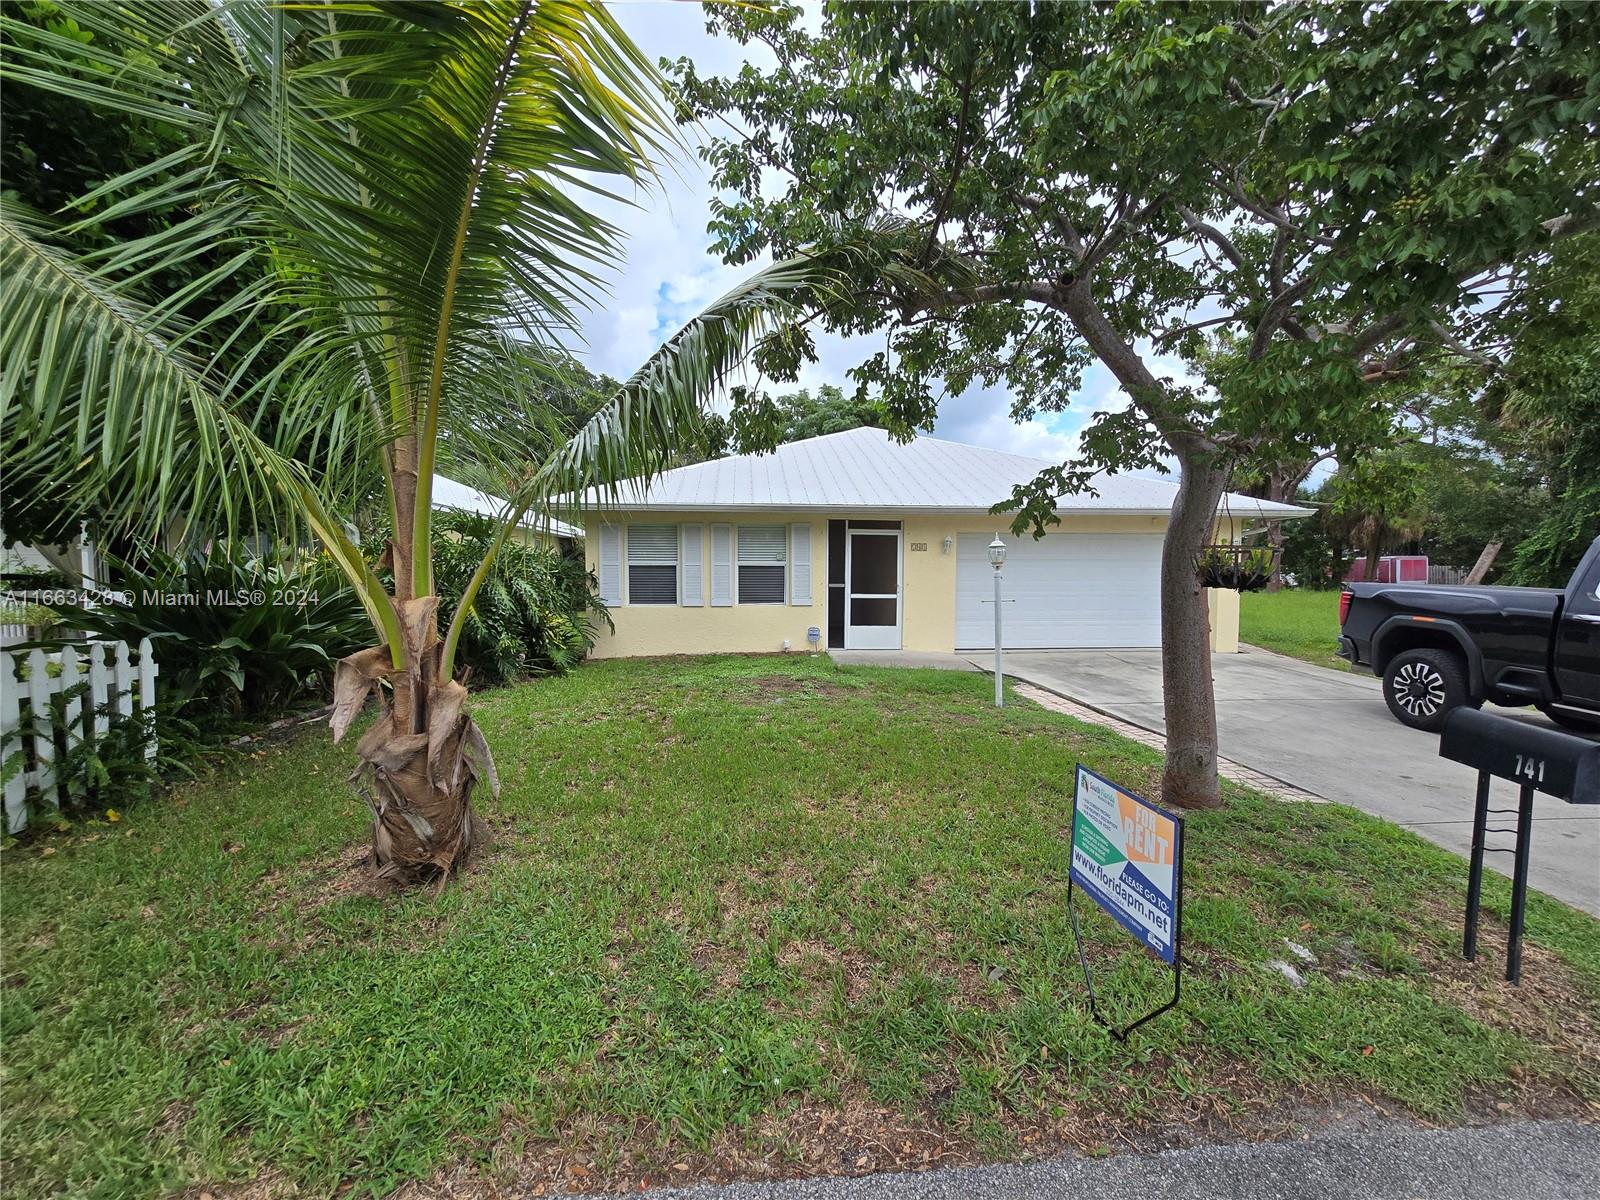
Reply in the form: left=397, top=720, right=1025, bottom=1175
left=582, top=428, right=1310, bottom=659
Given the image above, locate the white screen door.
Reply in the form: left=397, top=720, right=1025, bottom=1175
left=844, top=528, right=901, bottom=649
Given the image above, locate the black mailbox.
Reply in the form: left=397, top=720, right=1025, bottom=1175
left=1440, top=708, right=1600, bottom=803
left=1440, top=708, right=1600, bottom=984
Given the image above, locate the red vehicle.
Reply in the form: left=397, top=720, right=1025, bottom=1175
left=1346, top=555, right=1429, bottom=584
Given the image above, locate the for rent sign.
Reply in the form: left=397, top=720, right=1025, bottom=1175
left=1069, top=764, right=1182, bottom=964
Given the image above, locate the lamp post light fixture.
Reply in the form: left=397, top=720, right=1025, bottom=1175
left=988, top=534, right=1007, bottom=707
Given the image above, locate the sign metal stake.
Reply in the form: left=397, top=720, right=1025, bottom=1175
left=1065, top=764, right=1185, bottom=1040
left=1067, top=829, right=1184, bottom=1042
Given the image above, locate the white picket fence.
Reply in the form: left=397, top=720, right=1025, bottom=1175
left=1, top=638, right=159, bottom=833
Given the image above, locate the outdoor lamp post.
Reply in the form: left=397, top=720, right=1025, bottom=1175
left=988, top=534, right=1007, bottom=707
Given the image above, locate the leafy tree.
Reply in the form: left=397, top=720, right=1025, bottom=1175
left=3, top=1, right=858, bottom=883
left=1323, top=454, right=1427, bottom=584
left=675, top=0, right=1599, bottom=807
left=1278, top=489, right=1343, bottom=589
left=1482, top=233, right=1600, bottom=585
left=429, top=511, right=609, bottom=687
left=1409, top=440, right=1541, bottom=574
left=730, top=384, right=884, bottom=453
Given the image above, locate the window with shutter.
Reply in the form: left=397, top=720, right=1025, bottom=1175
left=737, top=525, right=786, bottom=604
left=627, top=524, right=678, bottom=604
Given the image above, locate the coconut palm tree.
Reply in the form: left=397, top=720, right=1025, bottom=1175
left=0, top=0, right=870, bottom=885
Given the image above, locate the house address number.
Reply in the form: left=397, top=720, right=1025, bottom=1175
left=909, top=542, right=928, bottom=552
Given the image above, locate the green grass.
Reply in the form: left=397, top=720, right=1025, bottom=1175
left=4, top=656, right=1597, bottom=1198
left=1240, top=589, right=1350, bottom=670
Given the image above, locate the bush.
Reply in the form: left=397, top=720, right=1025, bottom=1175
left=431, top=511, right=609, bottom=686
left=73, top=543, right=371, bottom=716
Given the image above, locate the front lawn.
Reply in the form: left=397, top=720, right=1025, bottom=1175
left=4, top=656, right=1597, bottom=1199
left=1240, top=589, right=1350, bottom=670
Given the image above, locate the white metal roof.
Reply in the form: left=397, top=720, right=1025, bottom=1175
left=432, top=474, right=583, bottom=539
left=581, top=428, right=1313, bottom=519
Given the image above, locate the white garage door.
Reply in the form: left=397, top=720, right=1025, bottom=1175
left=955, top=533, right=1163, bottom=649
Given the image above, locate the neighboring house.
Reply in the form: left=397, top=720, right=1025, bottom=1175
left=581, top=427, right=1311, bottom=658
left=431, top=474, right=582, bottom=552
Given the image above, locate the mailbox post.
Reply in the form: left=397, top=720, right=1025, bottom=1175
left=1440, top=709, right=1599, bottom=984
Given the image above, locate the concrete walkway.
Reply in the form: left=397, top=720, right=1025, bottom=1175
left=640, top=1118, right=1600, bottom=1200
left=985, top=647, right=1600, bottom=915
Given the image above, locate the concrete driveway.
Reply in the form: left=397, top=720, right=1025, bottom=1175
left=983, top=647, right=1600, bottom=916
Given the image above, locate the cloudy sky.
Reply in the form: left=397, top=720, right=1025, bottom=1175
left=565, top=1, right=1150, bottom=467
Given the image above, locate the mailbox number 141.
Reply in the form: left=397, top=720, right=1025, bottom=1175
left=1513, top=754, right=1546, bottom=783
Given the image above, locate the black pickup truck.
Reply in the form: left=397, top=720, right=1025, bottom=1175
left=1337, top=536, right=1600, bottom=733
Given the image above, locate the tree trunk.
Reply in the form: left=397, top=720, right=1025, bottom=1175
left=1160, top=448, right=1230, bottom=810
left=1362, top=518, right=1385, bottom=586
left=1264, top=469, right=1288, bottom=592
left=1463, top=539, right=1502, bottom=586
left=1055, top=278, right=1229, bottom=811
left=327, top=466, right=497, bottom=889
left=390, top=434, right=419, bottom=604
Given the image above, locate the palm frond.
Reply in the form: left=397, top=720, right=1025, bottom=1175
left=0, top=211, right=404, bottom=657
left=1, top=206, right=272, bottom=540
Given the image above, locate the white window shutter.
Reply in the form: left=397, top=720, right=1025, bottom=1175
left=680, top=524, right=705, bottom=606
left=790, top=524, right=812, bottom=605
left=597, top=524, right=622, bottom=605
left=710, top=524, right=733, bottom=607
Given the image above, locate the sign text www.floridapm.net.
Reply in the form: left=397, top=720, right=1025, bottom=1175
left=1069, top=764, right=1181, bottom=964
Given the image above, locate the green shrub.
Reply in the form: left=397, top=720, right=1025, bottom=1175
left=431, top=511, right=609, bottom=686
left=73, top=543, right=371, bottom=716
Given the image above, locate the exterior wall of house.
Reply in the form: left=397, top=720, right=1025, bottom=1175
left=585, top=510, right=1242, bottom=659
left=586, top=512, right=828, bottom=658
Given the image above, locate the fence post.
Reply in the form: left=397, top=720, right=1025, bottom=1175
left=25, top=648, right=55, bottom=809
left=1, top=650, right=23, bottom=833
left=88, top=642, right=110, bottom=743
left=60, top=646, right=83, bottom=779
left=113, top=641, right=134, bottom=721
left=137, top=637, right=158, bottom=763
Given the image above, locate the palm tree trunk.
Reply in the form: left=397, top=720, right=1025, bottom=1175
left=329, top=464, right=497, bottom=887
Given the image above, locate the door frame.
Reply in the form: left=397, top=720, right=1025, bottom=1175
left=843, top=526, right=903, bottom=650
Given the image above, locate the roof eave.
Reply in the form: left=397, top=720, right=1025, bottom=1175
left=577, top=503, right=1317, bottom=519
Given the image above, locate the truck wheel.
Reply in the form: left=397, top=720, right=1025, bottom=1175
left=1383, top=648, right=1472, bottom=732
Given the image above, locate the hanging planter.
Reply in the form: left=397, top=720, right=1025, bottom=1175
left=1196, top=544, right=1279, bottom=592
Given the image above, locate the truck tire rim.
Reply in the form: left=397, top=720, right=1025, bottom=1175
left=1395, top=662, right=1446, bottom=716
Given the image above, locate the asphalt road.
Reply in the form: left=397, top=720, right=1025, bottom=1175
left=984, top=647, right=1600, bottom=916
left=637, top=1119, right=1599, bottom=1200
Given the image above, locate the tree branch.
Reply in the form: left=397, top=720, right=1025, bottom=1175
left=1058, top=276, right=1209, bottom=451
left=1175, top=205, right=1249, bottom=272
left=1223, top=176, right=1338, bottom=247
left=901, top=279, right=1060, bottom=319
left=1248, top=275, right=1317, bottom=359
left=1011, top=191, right=1086, bottom=259
left=920, top=65, right=978, bottom=267
left=1084, top=193, right=1168, bottom=268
